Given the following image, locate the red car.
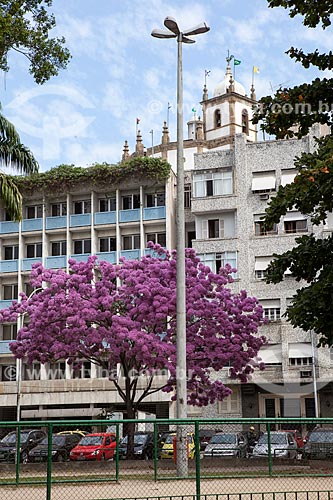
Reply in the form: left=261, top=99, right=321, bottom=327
left=69, top=432, right=116, bottom=461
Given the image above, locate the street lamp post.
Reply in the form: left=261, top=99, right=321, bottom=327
left=151, top=17, right=209, bottom=476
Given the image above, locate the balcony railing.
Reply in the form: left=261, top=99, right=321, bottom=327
left=0, top=300, right=13, bottom=310
left=45, top=256, right=67, bottom=269
left=46, top=216, right=67, bottom=230
left=22, top=258, right=42, bottom=271
left=120, top=249, right=140, bottom=260
left=70, top=253, right=90, bottom=263
left=143, top=206, right=166, bottom=220
left=0, top=221, right=19, bottom=234
left=0, top=260, right=18, bottom=273
left=22, top=218, right=43, bottom=232
left=70, top=214, right=91, bottom=227
left=119, top=209, right=140, bottom=223
left=0, top=341, right=11, bottom=354
left=94, top=211, right=116, bottom=225
left=96, top=251, right=117, bottom=264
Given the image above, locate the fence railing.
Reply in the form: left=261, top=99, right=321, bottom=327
left=0, top=417, right=332, bottom=500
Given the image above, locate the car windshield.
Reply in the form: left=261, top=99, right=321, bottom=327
left=258, top=434, right=288, bottom=445
left=1, top=432, right=30, bottom=445
left=78, top=435, right=103, bottom=446
left=121, top=435, right=148, bottom=446
left=40, top=435, right=66, bottom=446
left=210, top=434, right=236, bottom=444
left=309, top=431, right=333, bottom=443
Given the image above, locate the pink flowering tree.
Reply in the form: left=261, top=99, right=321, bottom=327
left=1, top=245, right=265, bottom=451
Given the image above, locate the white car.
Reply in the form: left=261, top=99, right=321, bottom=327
left=252, top=432, right=297, bottom=459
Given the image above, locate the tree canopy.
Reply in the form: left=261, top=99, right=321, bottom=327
left=1, top=246, right=265, bottom=418
left=253, top=1, right=333, bottom=345
left=0, top=0, right=71, bottom=84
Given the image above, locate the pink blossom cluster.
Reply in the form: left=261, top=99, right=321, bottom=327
left=1, top=244, right=266, bottom=407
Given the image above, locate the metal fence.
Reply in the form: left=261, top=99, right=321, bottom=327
left=0, top=417, right=332, bottom=500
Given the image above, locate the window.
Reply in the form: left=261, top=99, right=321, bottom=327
left=252, top=172, right=276, bottom=193
left=281, top=169, right=297, bottom=187
left=254, top=256, right=273, bottom=279
left=122, top=234, right=140, bottom=250
left=3, top=284, right=18, bottom=300
left=26, top=205, right=42, bottom=219
left=23, top=363, right=40, bottom=381
left=99, top=198, right=116, bottom=212
left=184, top=185, right=191, bottom=208
left=257, top=345, right=282, bottom=366
left=289, top=357, right=313, bottom=366
left=198, top=252, right=237, bottom=277
left=51, top=202, right=67, bottom=217
left=260, top=299, right=281, bottom=321
left=146, top=192, right=165, bottom=207
left=193, top=171, right=233, bottom=197
left=73, top=239, right=91, bottom=254
left=284, top=213, right=307, bottom=233
left=288, top=343, right=312, bottom=366
left=74, top=200, right=91, bottom=215
left=99, top=237, right=116, bottom=252
left=0, top=364, right=16, bottom=381
left=242, top=109, right=249, bottom=134
left=72, top=361, right=91, bottom=379
left=215, top=109, right=221, bottom=128
left=146, top=233, right=166, bottom=247
left=2, top=324, right=17, bottom=340
left=26, top=243, right=42, bottom=258
left=218, top=387, right=240, bottom=414
left=4, top=245, right=19, bottom=260
left=122, top=194, right=140, bottom=210
left=201, top=219, right=224, bottom=239
left=51, top=241, right=67, bottom=256
left=47, top=362, right=66, bottom=380
left=254, top=214, right=278, bottom=236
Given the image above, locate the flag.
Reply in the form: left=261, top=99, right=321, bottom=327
left=234, top=59, right=241, bottom=66
left=136, top=118, right=140, bottom=125
left=253, top=66, right=260, bottom=74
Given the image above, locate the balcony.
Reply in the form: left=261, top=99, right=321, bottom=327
left=94, top=211, right=116, bottom=225
left=22, top=258, right=42, bottom=271
left=0, top=300, right=13, bottom=310
left=143, top=206, right=166, bottom=221
left=70, top=253, right=90, bottom=263
left=144, top=248, right=166, bottom=258
left=46, top=216, right=67, bottom=230
left=96, top=251, right=117, bottom=264
left=119, top=209, right=140, bottom=223
left=45, top=256, right=67, bottom=269
left=0, top=260, right=18, bottom=273
left=120, top=250, right=140, bottom=260
left=70, top=214, right=91, bottom=227
left=0, top=221, right=19, bottom=234
left=0, top=341, right=12, bottom=354
left=22, top=218, right=43, bottom=232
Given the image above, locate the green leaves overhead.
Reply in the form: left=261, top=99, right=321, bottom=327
left=0, top=0, right=71, bottom=84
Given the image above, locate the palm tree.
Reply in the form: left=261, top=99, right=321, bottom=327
left=0, top=109, right=38, bottom=221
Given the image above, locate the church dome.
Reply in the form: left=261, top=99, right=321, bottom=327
left=213, top=64, right=246, bottom=97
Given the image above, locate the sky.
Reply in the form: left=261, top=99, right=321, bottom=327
left=1, top=0, right=332, bottom=172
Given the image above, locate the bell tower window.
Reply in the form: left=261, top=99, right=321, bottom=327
left=242, top=109, right=249, bottom=134
left=215, top=109, right=221, bottom=128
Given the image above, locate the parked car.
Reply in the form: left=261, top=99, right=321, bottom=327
left=252, top=432, right=297, bottom=459
left=57, top=429, right=88, bottom=437
left=29, top=433, right=81, bottom=462
left=203, top=432, right=248, bottom=458
left=280, top=429, right=304, bottom=449
left=160, top=433, right=195, bottom=460
left=0, top=429, right=46, bottom=463
left=119, top=432, right=154, bottom=460
left=69, top=432, right=116, bottom=461
left=303, top=428, right=333, bottom=460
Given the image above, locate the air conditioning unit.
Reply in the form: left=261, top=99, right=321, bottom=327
left=259, top=193, right=269, bottom=201
left=300, top=370, right=312, bottom=378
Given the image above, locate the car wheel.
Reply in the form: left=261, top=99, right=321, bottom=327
left=21, top=451, right=29, bottom=464
left=56, top=454, right=65, bottom=462
left=100, top=453, right=106, bottom=461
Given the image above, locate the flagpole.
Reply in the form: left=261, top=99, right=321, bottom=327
left=252, top=66, right=254, bottom=88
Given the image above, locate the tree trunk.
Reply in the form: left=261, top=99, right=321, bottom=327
left=125, top=402, right=136, bottom=459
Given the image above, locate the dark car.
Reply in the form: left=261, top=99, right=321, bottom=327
left=0, top=429, right=46, bottom=463
left=199, top=429, right=216, bottom=451
left=119, top=432, right=154, bottom=460
left=303, top=428, right=333, bottom=460
left=29, top=433, right=81, bottom=462
left=203, top=432, right=248, bottom=458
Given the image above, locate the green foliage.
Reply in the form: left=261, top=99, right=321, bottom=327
left=260, top=1, right=333, bottom=344
left=0, top=0, right=71, bottom=84
left=13, top=156, right=171, bottom=195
